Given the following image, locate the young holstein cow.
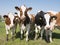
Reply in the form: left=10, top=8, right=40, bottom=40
left=3, top=13, right=20, bottom=41
left=35, top=10, right=57, bottom=43
left=15, top=5, right=32, bottom=41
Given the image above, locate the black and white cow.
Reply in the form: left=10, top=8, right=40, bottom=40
left=34, top=10, right=57, bottom=43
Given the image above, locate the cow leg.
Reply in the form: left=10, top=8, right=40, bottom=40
left=20, top=29, right=24, bottom=40
left=15, top=23, right=17, bottom=33
left=6, top=25, right=10, bottom=41
left=26, top=24, right=30, bottom=41
left=20, top=24, right=25, bottom=40
left=11, top=26, right=15, bottom=40
left=34, top=24, right=38, bottom=40
left=6, top=29, right=9, bottom=41
left=45, top=30, right=52, bottom=43
left=49, top=30, right=52, bottom=42
left=40, top=27, right=44, bottom=40
left=45, top=30, right=49, bottom=42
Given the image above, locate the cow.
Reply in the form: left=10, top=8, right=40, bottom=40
left=34, top=10, right=57, bottom=43
left=15, top=5, right=32, bottom=41
left=13, top=12, right=20, bottom=33
left=3, top=13, right=20, bottom=41
left=47, top=11, right=60, bottom=27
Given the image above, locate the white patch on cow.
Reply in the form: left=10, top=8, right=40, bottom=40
left=44, top=13, right=50, bottom=29
left=17, top=11, right=20, bottom=17
left=50, top=37, right=52, bottom=42
left=28, top=14, right=32, bottom=20
left=26, top=24, right=30, bottom=41
left=20, top=5, right=27, bottom=19
left=21, top=5, right=26, bottom=16
left=20, top=24, right=26, bottom=35
left=50, top=20, right=56, bottom=30
left=5, top=25, right=10, bottom=34
left=35, top=24, right=41, bottom=33
left=8, top=13, right=14, bottom=27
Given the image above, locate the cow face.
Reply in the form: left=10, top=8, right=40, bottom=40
left=3, top=15, right=11, bottom=25
left=13, top=16, right=20, bottom=24
left=15, top=5, right=32, bottom=22
left=44, top=14, right=57, bottom=30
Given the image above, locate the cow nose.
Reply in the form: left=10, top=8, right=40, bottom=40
left=45, top=26, right=50, bottom=30
left=47, top=27, right=50, bottom=30
left=46, top=26, right=50, bottom=30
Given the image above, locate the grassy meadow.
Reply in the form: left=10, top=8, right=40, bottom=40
left=0, top=22, right=60, bottom=45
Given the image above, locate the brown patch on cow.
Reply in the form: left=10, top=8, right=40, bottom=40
left=30, top=14, right=35, bottom=23
left=3, top=15, right=11, bottom=25
left=47, top=12, right=55, bottom=16
left=15, top=6, right=23, bottom=17
left=55, top=12, right=60, bottom=26
left=24, top=7, right=32, bottom=16
left=20, top=8, right=23, bottom=17
left=27, top=7, right=32, bottom=11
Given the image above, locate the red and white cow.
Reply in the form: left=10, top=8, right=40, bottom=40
left=15, top=5, right=32, bottom=41
left=3, top=13, right=20, bottom=41
left=47, top=11, right=60, bottom=28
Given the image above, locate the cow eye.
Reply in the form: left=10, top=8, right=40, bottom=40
left=39, top=17, right=42, bottom=20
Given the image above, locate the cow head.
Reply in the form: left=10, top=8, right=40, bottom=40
left=3, top=15, right=11, bottom=25
left=15, top=5, right=32, bottom=22
left=44, top=13, right=57, bottom=30
left=35, top=10, right=47, bottom=27
left=13, top=15, right=20, bottom=24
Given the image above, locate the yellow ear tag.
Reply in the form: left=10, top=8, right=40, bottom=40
left=39, top=18, right=42, bottom=20
left=53, top=18, right=55, bottom=20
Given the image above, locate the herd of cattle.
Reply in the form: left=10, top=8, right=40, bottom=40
left=3, top=5, right=60, bottom=43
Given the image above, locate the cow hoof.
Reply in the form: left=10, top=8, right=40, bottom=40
left=50, top=40, right=52, bottom=43
left=40, top=37, right=43, bottom=40
left=20, top=38, right=23, bottom=40
left=6, top=38, right=8, bottom=41
left=26, top=39, right=29, bottom=42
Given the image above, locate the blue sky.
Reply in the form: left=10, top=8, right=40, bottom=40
left=0, top=0, right=60, bottom=15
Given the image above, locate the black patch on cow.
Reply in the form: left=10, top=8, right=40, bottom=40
left=3, top=15, right=8, bottom=18
left=35, top=11, right=46, bottom=27
left=24, top=9, right=30, bottom=26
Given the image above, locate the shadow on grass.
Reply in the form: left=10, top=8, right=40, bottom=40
left=55, top=26, right=60, bottom=30
left=15, top=30, right=60, bottom=41
left=52, top=32, right=60, bottom=39
left=15, top=31, right=35, bottom=40
left=28, top=31, right=35, bottom=40
left=15, top=31, right=20, bottom=39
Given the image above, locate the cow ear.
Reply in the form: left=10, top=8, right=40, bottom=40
left=27, top=7, right=32, bottom=11
left=3, top=15, right=8, bottom=18
left=15, top=6, right=20, bottom=11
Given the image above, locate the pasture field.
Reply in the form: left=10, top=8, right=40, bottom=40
left=0, top=22, right=60, bottom=45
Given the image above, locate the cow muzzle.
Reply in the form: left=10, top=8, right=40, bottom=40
left=45, top=26, right=50, bottom=30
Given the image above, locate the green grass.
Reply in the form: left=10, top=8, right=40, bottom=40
left=0, top=22, right=60, bottom=45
